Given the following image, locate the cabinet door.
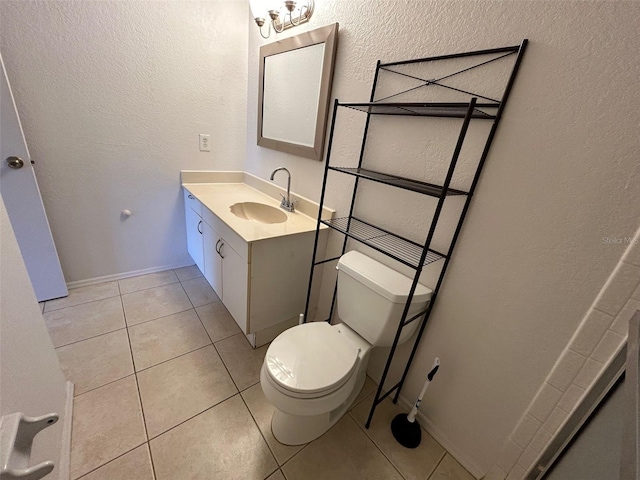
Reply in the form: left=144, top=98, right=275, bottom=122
left=185, top=206, right=204, bottom=274
left=219, top=240, right=248, bottom=333
left=202, top=221, right=223, bottom=299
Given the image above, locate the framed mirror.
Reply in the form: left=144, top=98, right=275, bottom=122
left=258, top=23, right=339, bottom=161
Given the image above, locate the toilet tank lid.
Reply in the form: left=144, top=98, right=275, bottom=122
left=337, top=251, right=432, bottom=304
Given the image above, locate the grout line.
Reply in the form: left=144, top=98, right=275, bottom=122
left=145, top=441, right=157, bottom=480
left=262, top=467, right=281, bottom=480
left=347, top=409, right=407, bottom=480
left=349, top=383, right=447, bottom=480
left=43, top=292, right=122, bottom=314
left=278, top=431, right=312, bottom=470
left=277, top=407, right=372, bottom=471
left=177, top=278, right=198, bottom=310
left=427, top=452, right=448, bottom=480
left=241, top=379, right=262, bottom=392
left=179, top=275, right=207, bottom=284
left=117, top=284, right=159, bottom=480
left=192, top=304, right=242, bottom=344
left=54, top=325, right=128, bottom=350
left=175, top=273, right=204, bottom=283
left=199, top=324, right=293, bottom=469
left=176, top=271, right=220, bottom=307
left=73, top=373, right=136, bottom=398
left=74, top=441, right=148, bottom=479
left=191, top=298, right=223, bottom=311
left=193, top=299, right=242, bottom=393
left=173, top=264, right=202, bottom=280
left=211, top=338, right=241, bottom=393
left=44, top=292, right=121, bottom=313
left=125, top=306, right=195, bottom=329
left=145, top=391, right=238, bottom=441
left=279, top=407, right=383, bottom=472
left=350, top=383, right=378, bottom=411
left=133, top=343, right=213, bottom=374
left=237, top=391, right=281, bottom=468
left=119, top=278, right=181, bottom=296
left=133, top=363, right=159, bottom=478
left=142, top=393, right=241, bottom=443
left=592, top=306, right=615, bottom=317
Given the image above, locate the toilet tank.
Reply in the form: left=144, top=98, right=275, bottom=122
left=336, top=251, right=432, bottom=347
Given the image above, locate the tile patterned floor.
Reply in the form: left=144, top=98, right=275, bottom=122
left=44, top=266, right=475, bottom=480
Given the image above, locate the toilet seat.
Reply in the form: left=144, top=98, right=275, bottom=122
left=264, top=322, right=360, bottom=399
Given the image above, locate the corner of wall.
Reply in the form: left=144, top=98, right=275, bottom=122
left=493, top=225, right=640, bottom=479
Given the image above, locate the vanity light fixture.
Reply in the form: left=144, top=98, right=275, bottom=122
left=249, top=0, right=314, bottom=39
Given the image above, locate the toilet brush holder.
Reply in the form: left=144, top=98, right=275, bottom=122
left=391, top=357, right=439, bottom=448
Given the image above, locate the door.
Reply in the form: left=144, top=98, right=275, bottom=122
left=0, top=195, right=71, bottom=479
left=220, top=240, right=248, bottom=333
left=202, top=221, right=223, bottom=299
left=185, top=205, right=205, bottom=274
left=0, top=53, right=67, bottom=301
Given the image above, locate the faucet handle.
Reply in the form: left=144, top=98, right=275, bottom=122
left=279, top=194, right=296, bottom=212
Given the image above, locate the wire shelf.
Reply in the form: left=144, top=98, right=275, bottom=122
left=339, top=102, right=497, bottom=119
left=329, top=167, right=468, bottom=197
left=321, top=217, right=445, bottom=269
left=304, top=40, right=529, bottom=431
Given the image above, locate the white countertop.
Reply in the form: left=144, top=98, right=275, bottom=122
left=182, top=182, right=323, bottom=243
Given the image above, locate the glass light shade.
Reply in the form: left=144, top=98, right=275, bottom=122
left=249, top=0, right=270, bottom=19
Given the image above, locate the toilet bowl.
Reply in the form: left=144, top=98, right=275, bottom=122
left=261, top=250, right=432, bottom=445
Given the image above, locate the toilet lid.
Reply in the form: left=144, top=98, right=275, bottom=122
left=265, top=322, right=359, bottom=396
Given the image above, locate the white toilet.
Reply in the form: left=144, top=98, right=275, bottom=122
left=260, top=250, right=432, bottom=445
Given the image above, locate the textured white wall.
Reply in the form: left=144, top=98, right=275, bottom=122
left=246, top=1, right=640, bottom=476
left=0, top=0, right=248, bottom=282
left=2, top=0, right=640, bottom=476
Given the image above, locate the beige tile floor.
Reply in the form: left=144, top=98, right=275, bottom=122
left=44, top=266, right=475, bottom=480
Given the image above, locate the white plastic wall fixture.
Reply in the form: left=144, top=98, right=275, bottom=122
left=0, top=412, right=58, bottom=480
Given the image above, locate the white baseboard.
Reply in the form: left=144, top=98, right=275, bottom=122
left=58, top=381, right=74, bottom=480
left=66, top=261, right=195, bottom=289
left=367, top=371, right=484, bottom=479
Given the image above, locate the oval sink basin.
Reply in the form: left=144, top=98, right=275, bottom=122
left=230, top=202, right=287, bottom=224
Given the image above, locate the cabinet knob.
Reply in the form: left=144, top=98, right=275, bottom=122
left=197, top=220, right=203, bottom=234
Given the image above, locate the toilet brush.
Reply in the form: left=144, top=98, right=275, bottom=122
left=391, top=357, right=440, bottom=448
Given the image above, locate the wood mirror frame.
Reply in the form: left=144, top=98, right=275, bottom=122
left=257, top=23, right=339, bottom=161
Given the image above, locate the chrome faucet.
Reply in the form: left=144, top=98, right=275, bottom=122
left=270, top=167, right=296, bottom=212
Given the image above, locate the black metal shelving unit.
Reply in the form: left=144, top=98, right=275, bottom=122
left=303, top=41, right=528, bottom=428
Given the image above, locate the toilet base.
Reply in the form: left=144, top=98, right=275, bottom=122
left=270, top=373, right=366, bottom=445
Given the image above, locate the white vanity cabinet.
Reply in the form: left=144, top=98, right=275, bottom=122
left=184, top=190, right=204, bottom=274
left=201, top=221, right=222, bottom=297
left=183, top=186, right=322, bottom=346
left=201, top=210, right=249, bottom=333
